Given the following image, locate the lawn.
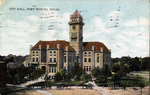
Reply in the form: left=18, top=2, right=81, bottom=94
left=120, top=76, right=149, bottom=87
left=96, top=76, right=149, bottom=87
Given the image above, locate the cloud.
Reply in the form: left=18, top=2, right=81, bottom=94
left=124, top=18, right=149, bottom=27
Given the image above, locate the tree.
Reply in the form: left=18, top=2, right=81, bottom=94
left=59, top=69, right=67, bottom=80
left=66, top=72, right=72, bottom=81
left=54, top=72, right=63, bottom=82
left=80, top=73, right=91, bottom=82
left=128, top=57, right=140, bottom=71
left=71, top=62, right=83, bottom=77
left=112, top=63, right=120, bottom=73
left=111, top=74, right=121, bottom=89
left=140, top=57, right=150, bottom=70
left=91, top=67, right=100, bottom=77
left=112, top=62, right=130, bottom=77
left=120, top=64, right=130, bottom=76
left=102, top=64, right=111, bottom=77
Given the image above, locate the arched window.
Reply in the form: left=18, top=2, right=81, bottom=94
left=33, top=51, right=35, bottom=56
left=88, top=52, right=91, bottom=56
left=54, top=51, right=56, bottom=56
left=50, top=51, right=52, bottom=56
left=36, top=51, right=38, bottom=56
left=84, top=52, right=87, bottom=56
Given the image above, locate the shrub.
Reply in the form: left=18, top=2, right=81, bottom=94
left=54, top=72, right=63, bottom=82
left=95, top=75, right=107, bottom=83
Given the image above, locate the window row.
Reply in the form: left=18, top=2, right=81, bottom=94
left=49, top=58, right=57, bottom=62
left=32, top=57, right=38, bottom=62
left=49, top=51, right=56, bottom=56
left=84, top=52, right=91, bottom=57
left=84, top=66, right=92, bottom=71
left=49, top=66, right=56, bottom=73
left=33, top=51, right=38, bottom=56
left=84, top=58, right=91, bottom=62
left=49, top=75, right=54, bottom=79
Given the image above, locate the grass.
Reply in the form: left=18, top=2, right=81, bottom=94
left=121, top=76, right=149, bottom=87
left=96, top=76, right=149, bottom=87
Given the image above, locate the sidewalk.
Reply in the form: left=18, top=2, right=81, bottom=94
left=20, top=76, right=45, bottom=87
left=92, top=81, right=111, bottom=95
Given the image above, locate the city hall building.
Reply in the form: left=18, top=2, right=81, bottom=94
left=29, top=10, right=111, bottom=79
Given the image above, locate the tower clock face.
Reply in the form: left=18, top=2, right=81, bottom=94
left=72, top=26, right=76, bottom=30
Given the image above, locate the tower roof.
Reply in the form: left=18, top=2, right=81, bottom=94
left=72, top=10, right=82, bottom=18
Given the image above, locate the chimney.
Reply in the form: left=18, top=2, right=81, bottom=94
left=92, top=46, right=95, bottom=51
left=30, top=45, right=33, bottom=50
left=47, top=45, right=49, bottom=49
left=101, top=47, right=103, bottom=52
left=39, top=44, right=41, bottom=49
left=65, top=46, right=68, bottom=51
left=57, top=44, right=60, bottom=49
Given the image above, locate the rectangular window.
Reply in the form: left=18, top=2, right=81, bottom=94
left=87, top=66, right=88, bottom=71
left=54, top=67, right=56, bottom=73
left=64, top=66, right=66, bottom=70
left=50, top=58, right=52, bottom=62
left=84, top=58, right=87, bottom=62
left=54, top=58, right=56, bottom=62
left=89, top=66, right=91, bottom=71
left=71, top=39, right=77, bottom=42
left=97, top=57, right=99, bottom=62
left=88, top=58, right=91, bottom=62
left=36, top=58, right=38, bottom=62
left=64, top=56, right=66, bottom=62
left=49, top=67, right=51, bottom=72
left=84, top=66, right=86, bottom=71
left=52, top=67, right=53, bottom=73
left=33, top=58, right=35, bottom=62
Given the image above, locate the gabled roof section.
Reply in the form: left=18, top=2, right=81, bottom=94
left=83, top=42, right=109, bottom=51
left=32, top=40, right=75, bottom=51
left=72, top=10, right=82, bottom=18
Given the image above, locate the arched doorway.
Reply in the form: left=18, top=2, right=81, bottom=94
left=41, top=66, right=46, bottom=73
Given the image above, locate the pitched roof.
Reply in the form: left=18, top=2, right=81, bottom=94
left=32, top=40, right=75, bottom=51
left=72, top=10, right=82, bottom=18
left=83, top=42, right=109, bottom=51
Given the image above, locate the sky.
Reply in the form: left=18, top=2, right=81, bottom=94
left=0, top=0, right=149, bottom=58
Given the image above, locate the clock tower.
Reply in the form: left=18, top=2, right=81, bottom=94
left=68, top=10, right=84, bottom=64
